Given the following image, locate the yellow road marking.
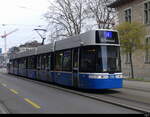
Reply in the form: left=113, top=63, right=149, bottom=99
left=9, top=89, right=19, bottom=95
left=24, top=98, right=41, bottom=109
left=2, top=83, right=7, bottom=87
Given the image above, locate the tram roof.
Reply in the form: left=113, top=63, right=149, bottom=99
left=11, top=47, right=37, bottom=59
left=10, top=29, right=118, bottom=59
left=54, top=30, right=96, bottom=51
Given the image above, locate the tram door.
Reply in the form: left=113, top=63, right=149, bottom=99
left=72, top=48, right=79, bottom=88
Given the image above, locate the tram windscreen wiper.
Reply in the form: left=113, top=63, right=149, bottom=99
left=101, top=46, right=121, bottom=73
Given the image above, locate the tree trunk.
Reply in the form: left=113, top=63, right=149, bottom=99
left=129, top=52, right=134, bottom=79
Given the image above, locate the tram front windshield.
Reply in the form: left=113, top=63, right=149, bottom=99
left=99, top=46, right=121, bottom=73
left=80, top=46, right=121, bottom=73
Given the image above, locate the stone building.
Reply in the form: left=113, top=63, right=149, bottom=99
left=109, top=0, right=150, bottom=80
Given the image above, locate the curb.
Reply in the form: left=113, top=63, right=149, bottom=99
left=0, top=103, right=9, bottom=114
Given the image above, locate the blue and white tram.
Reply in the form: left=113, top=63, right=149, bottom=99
left=8, top=29, right=123, bottom=90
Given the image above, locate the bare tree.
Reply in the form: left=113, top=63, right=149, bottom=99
left=45, top=0, right=87, bottom=42
left=44, top=0, right=117, bottom=43
left=87, top=0, right=117, bottom=29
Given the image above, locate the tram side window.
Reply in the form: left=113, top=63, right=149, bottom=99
left=55, top=52, right=63, bottom=71
left=62, top=50, right=72, bottom=72
left=80, top=46, right=97, bottom=73
left=51, top=53, right=54, bottom=70
left=73, top=48, right=79, bottom=69
left=18, top=59, right=21, bottom=69
left=45, top=54, right=51, bottom=70
left=25, top=58, right=28, bottom=69
left=33, top=56, right=37, bottom=69
left=19, top=58, right=26, bottom=69
left=28, top=57, right=32, bottom=69
left=41, top=54, right=49, bottom=70
left=22, top=58, right=24, bottom=69
left=37, top=55, right=41, bottom=70
left=28, top=56, right=36, bottom=69
left=14, top=60, right=18, bottom=68
left=41, top=55, right=46, bottom=70
left=9, top=60, right=12, bottom=69
left=19, top=58, right=23, bottom=69
left=13, top=60, right=15, bottom=68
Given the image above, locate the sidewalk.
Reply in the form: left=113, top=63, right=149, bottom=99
left=123, top=79, right=150, bottom=92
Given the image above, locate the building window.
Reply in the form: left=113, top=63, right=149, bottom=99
left=144, top=2, right=150, bottom=24
left=124, top=8, right=132, bottom=23
left=145, top=37, right=150, bottom=64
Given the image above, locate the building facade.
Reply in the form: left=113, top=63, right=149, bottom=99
left=110, top=0, right=150, bottom=79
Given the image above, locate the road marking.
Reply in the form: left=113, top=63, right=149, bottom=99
left=2, top=83, right=7, bottom=87
left=24, top=98, right=41, bottom=109
left=9, top=89, right=19, bottom=95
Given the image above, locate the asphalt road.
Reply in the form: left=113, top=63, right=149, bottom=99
left=0, top=71, right=140, bottom=114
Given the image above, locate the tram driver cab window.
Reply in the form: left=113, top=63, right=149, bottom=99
left=80, top=46, right=97, bottom=73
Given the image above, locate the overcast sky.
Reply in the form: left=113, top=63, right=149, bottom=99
left=0, top=0, right=50, bottom=53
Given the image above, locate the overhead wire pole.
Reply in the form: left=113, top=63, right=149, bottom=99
left=34, top=28, right=47, bottom=45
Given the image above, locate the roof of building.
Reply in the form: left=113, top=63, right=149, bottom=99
left=108, top=0, right=136, bottom=8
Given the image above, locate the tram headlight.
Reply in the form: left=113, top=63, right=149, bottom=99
left=89, top=75, right=109, bottom=79
left=115, top=74, right=123, bottom=78
left=101, top=75, right=109, bottom=79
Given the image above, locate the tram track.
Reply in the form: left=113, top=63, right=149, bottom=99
left=1, top=73, right=150, bottom=114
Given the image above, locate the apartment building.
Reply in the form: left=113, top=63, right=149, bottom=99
left=109, top=0, right=150, bottom=79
